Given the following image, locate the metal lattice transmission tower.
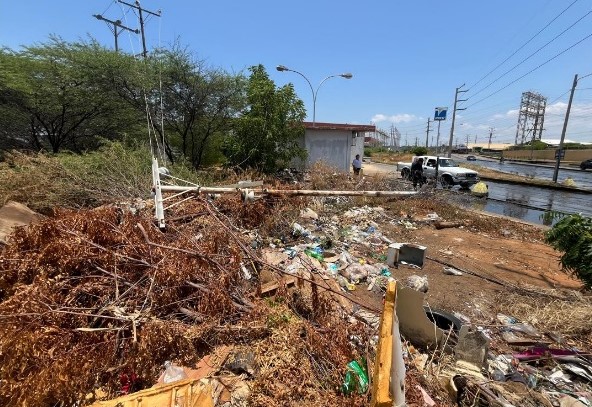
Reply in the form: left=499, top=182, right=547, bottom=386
left=390, top=125, right=401, bottom=148
left=514, top=91, right=547, bottom=145
left=376, top=129, right=389, bottom=146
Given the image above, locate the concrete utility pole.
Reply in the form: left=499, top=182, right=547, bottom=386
left=447, top=84, right=468, bottom=157
left=425, top=118, right=432, bottom=148
left=553, top=74, right=578, bottom=183
left=435, top=120, right=442, bottom=154
left=93, top=14, right=139, bottom=52
left=118, top=0, right=161, bottom=58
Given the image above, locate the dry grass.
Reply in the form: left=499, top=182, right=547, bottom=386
left=496, top=290, right=592, bottom=345
left=0, top=194, right=375, bottom=406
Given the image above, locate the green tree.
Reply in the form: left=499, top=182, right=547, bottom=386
left=0, top=37, right=142, bottom=153
left=223, top=64, right=306, bottom=173
left=545, top=214, right=592, bottom=288
left=149, top=45, right=245, bottom=168
left=411, top=146, right=428, bottom=155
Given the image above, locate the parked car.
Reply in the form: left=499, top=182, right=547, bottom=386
left=466, top=155, right=477, bottom=161
left=581, top=159, right=592, bottom=170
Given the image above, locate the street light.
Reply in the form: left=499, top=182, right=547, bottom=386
left=276, top=65, right=352, bottom=126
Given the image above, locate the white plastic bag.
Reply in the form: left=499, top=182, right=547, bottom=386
left=163, top=361, right=187, bottom=384
left=406, top=275, right=429, bottom=293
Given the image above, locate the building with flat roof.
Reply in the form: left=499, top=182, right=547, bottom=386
left=299, top=122, right=376, bottom=172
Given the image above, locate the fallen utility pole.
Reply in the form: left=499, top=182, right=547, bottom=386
left=160, top=185, right=417, bottom=197
left=152, top=158, right=416, bottom=229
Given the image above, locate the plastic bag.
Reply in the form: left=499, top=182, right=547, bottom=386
left=406, top=275, right=429, bottom=293
left=163, top=361, right=187, bottom=384
left=341, top=264, right=368, bottom=283
left=341, top=360, right=369, bottom=395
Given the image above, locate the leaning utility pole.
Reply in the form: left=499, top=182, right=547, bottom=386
left=425, top=118, right=432, bottom=149
left=447, top=84, right=467, bottom=157
left=93, top=14, right=139, bottom=52
left=552, top=74, right=578, bottom=183
left=118, top=0, right=161, bottom=58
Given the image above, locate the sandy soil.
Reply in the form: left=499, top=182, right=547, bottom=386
left=342, top=209, right=582, bottom=323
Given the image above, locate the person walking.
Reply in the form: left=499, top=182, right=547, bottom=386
left=352, top=154, right=362, bottom=176
left=410, top=157, right=424, bottom=190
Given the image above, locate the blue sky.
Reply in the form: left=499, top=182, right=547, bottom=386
left=2, top=0, right=592, bottom=145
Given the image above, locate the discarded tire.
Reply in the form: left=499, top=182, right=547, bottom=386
left=423, top=307, right=463, bottom=333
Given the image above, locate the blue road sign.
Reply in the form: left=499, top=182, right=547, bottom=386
left=434, top=107, right=448, bottom=121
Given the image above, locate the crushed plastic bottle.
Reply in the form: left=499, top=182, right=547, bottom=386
left=304, top=249, right=324, bottom=261
left=163, top=361, right=187, bottom=384
left=341, top=359, right=369, bottom=395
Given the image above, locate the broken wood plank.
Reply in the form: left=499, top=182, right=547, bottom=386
left=258, top=277, right=296, bottom=296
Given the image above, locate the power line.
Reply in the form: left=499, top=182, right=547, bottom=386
left=466, top=0, right=581, bottom=92
left=465, top=30, right=592, bottom=109
left=466, top=7, right=592, bottom=101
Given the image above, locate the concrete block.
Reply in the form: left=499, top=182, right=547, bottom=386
left=454, top=325, right=490, bottom=369
left=387, top=243, right=427, bottom=268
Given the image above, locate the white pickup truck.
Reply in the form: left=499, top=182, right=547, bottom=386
left=396, top=155, right=479, bottom=189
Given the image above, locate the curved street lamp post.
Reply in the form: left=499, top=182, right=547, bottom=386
left=276, top=65, right=352, bottom=126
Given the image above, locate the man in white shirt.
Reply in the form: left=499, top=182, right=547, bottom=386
left=352, top=154, right=362, bottom=175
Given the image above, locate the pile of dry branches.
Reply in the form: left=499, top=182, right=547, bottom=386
left=0, top=196, right=368, bottom=406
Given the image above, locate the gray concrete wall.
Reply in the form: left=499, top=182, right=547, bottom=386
left=351, top=133, right=364, bottom=168
left=504, top=149, right=592, bottom=162
left=304, top=130, right=351, bottom=172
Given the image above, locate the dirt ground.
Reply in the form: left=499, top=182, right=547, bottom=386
left=335, top=204, right=583, bottom=327
left=389, top=223, right=579, bottom=312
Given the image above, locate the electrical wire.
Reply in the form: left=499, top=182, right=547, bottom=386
left=466, top=7, right=592, bottom=101
left=118, top=0, right=165, bottom=163
left=465, top=30, right=592, bottom=109
left=466, top=0, right=580, bottom=92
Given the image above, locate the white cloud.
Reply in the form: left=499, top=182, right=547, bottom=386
left=371, top=113, right=418, bottom=124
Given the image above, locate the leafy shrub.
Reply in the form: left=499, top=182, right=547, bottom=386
left=411, top=147, right=428, bottom=155
left=545, top=214, right=592, bottom=288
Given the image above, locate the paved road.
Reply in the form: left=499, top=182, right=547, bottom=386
left=362, top=160, right=591, bottom=223
left=458, top=156, right=592, bottom=190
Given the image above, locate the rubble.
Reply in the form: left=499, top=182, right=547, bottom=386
left=0, top=182, right=590, bottom=407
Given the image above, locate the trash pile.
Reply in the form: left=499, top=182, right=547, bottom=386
left=261, top=202, right=592, bottom=406
left=0, top=197, right=371, bottom=406
left=1, top=193, right=590, bottom=406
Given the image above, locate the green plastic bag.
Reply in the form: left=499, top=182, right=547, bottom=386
left=341, top=359, right=369, bottom=395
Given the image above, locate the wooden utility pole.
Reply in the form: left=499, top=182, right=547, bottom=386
left=118, top=0, right=161, bottom=58
left=447, top=84, right=467, bottom=157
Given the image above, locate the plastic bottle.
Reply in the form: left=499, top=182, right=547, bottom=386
left=304, top=249, right=324, bottom=261
left=163, top=361, right=187, bottom=384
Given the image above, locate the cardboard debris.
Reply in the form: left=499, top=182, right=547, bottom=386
left=0, top=201, right=42, bottom=244
left=396, top=286, right=444, bottom=348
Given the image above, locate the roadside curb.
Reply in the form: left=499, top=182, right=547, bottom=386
left=478, top=175, right=592, bottom=194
